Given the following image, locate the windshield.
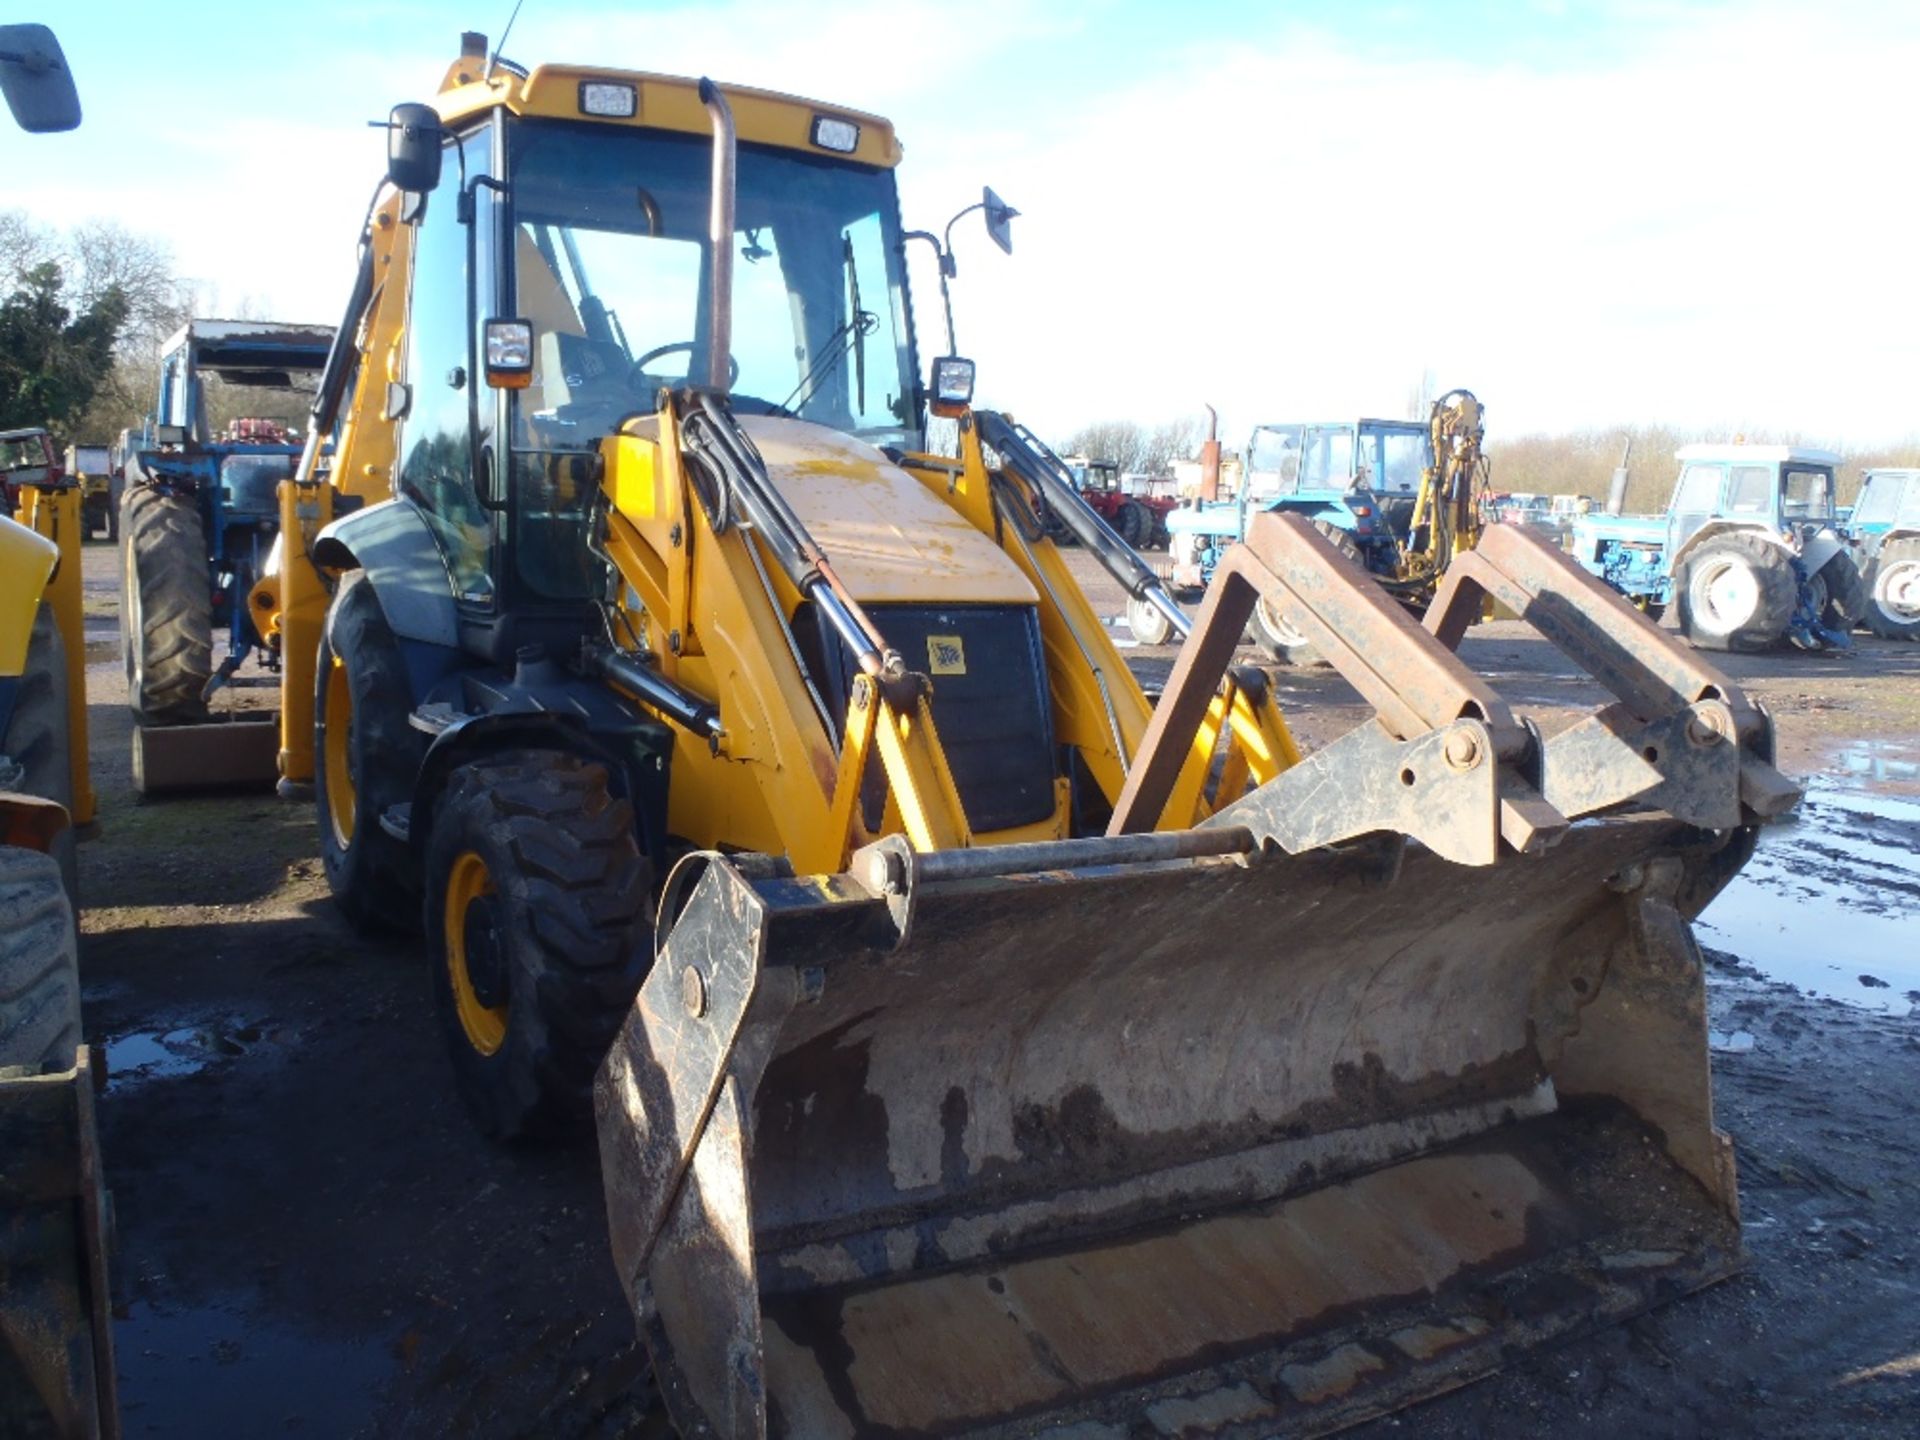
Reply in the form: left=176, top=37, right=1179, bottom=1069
left=506, top=120, right=918, bottom=455
left=1245, top=426, right=1301, bottom=497
left=1359, top=426, right=1428, bottom=493
left=1781, top=466, right=1835, bottom=523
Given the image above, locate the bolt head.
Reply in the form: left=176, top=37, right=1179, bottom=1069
left=681, top=964, right=708, bottom=1019
left=1443, top=729, right=1482, bottom=770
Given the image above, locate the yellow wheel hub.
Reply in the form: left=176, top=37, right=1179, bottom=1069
left=323, top=655, right=355, bottom=851
left=445, top=851, right=508, bottom=1056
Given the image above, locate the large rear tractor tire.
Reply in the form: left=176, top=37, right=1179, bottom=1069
left=0, top=845, right=79, bottom=1075
left=1863, top=538, right=1920, bottom=640
left=2, top=605, right=77, bottom=903
left=120, top=485, right=211, bottom=724
left=315, top=572, right=427, bottom=933
left=425, top=751, right=653, bottom=1142
left=1253, top=521, right=1363, bottom=666
left=1675, top=531, right=1796, bottom=652
left=1116, top=500, right=1150, bottom=549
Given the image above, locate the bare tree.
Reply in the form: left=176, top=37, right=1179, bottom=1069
left=1062, top=419, right=1148, bottom=471
left=1140, top=417, right=1203, bottom=475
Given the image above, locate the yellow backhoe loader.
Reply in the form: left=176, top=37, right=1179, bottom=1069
left=257, top=34, right=1797, bottom=1436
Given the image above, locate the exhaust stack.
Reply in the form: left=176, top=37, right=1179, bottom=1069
left=1199, top=402, right=1221, bottom=501
left=699, top=78, right=735, bottom=392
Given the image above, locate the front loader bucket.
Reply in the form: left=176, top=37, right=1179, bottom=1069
left=595, top=518, right=1791, bottom=1438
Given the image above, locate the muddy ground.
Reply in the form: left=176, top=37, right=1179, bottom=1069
left=72, top=542, right=1919, bottom=1437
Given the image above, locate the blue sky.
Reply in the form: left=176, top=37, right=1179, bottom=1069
left=15, top=2, right=1918, bottom=446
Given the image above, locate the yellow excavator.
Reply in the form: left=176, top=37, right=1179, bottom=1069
left=253, top=34, right=1798, bottom=1436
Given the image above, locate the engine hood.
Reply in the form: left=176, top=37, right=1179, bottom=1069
left=737, top=417, right=1037, bottom=607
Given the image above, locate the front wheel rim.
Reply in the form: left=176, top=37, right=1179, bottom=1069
left=445, top=851, right=508, bottom=1056
left=322, top=656, right=356, bottom=850
left=1258, top=596, right=1308, bottom=648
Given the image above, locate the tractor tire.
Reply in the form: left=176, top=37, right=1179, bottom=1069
left=120, top=485, right=211, bottom=725
left=1863, top=537, right=1920, bottom=640
left=0, top=844, right=79, bottom=1075
left=1126, top=594, right=1175, bottom=646
left=1254, top=521, right=1363, bottom=666
left=1117, top=500, right=1149, bottom=550
left=425, top=751, right=653, bottom=1142
left=316, top=572, right=427, bottom=934
left=1813, top=551, right=1866, bottom=632
left=1675, top=531, right=1796, bottom=652
left=2, top=605, right=78, bottom=903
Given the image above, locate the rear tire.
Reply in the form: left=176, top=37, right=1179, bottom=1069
left=1676, top=531, right=1796, bottom=652
left=0, top=845, right=79, bottom=1076
left=1863, top=537, right=1920, bottom=640
left=120, top=485, right=211, bottom=724
left=1117, top=500, right=1149, bottom=549
left=425, top=751, right=653, bottom=1142
left=316, top=572, right=426, bottom=933
left=2, top=606, right=77, bottom=903
left=1814, top=553, right=1866, bottom=631
left=1255, top=521, right=1362, bottom=665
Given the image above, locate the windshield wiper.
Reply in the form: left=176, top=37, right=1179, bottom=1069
left=778, top=309, right=878, bottom=415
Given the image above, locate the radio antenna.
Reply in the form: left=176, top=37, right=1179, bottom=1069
left=486, top=0, right=528, bottom=80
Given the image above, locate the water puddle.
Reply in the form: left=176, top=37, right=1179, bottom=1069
left=104, top=1016, right=277, bottom=1089
left=117, top=1296, right=394, bottom=1436
left=1697, top=768, right=1920, bottom=1016
left=1830, top=738, right=1920, bottom=791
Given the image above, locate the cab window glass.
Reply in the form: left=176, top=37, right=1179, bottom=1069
left=1671, top=463, right=1721, bottom=513
left=397, top=126, right=494, bottom=602
left=1726, top=465, right=1773, bottom=515
left=1300, top=427, right=1354, bottom=488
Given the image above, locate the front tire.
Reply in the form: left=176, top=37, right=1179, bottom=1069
left=425, top=752, right=653, bottom=1142
left=316, top=572, right=426, bottom=933
left=1253, top=521, right=1362, bottom=665
left=120, top=485, right=211, bottom=724
left=1863, top=537, right=1920, bottom=640
left=1126, top=593, right=1175, bottom=646
left=0, top=844, right=79, bottom=1075
left=1676, top=532, right=1796, bottom=651
left=2, top=605, right=77, bottom=902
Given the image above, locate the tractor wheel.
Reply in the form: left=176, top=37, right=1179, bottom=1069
left=315, top=572, right=427, bottom=933
left=1126, top=594, right=1175, bottom=646
left=1863, top=538, right=1920, bottom=640
left=0, top=844, right=79, bottom=1074
left=120, top=485, right=211, bottom=724
left=425, top=751, right=653, bottom=1142
left=1253, top=521, right=1363, bottom=666
left=2, top=605, right=77, bottom=903
left=1675, top=531, right=1796, bottom=652
left=1814, top=552, right=1866, bottom=631
left=1117, top=500, right=1149, bottom=549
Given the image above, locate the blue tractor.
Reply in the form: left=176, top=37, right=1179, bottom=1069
left=1568, top=443, right=1864, bottom=651
left=1847, top=468, right=1920, bottom=640
left=118, top=320, right=333, bottom=736
left=1148, top=417, right=1430, bottom=658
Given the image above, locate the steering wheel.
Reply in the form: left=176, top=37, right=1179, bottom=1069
left=629, top=341, right=739, bottom=390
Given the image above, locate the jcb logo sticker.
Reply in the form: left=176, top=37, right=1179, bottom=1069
left=927, top=635, right=966, bottom=675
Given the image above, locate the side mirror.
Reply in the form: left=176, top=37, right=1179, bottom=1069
left=484, top=318, right=534, bottom=389
left=386, top=102, right=444, bottom=194
left=0, top=24, right=80, bottom=133
left=982, top=186, right=1018, bottom=255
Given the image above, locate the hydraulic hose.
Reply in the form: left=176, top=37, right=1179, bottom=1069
left=972, top=411, right=1191, bottom=641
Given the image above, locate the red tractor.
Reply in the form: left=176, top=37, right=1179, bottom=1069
left=1061, top=455, right=1175, bottom=550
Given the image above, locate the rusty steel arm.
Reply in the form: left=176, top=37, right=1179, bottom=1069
left=1424, top=524, right=1800, bottom=826
left=1109, top=511, right=1563, bottom=863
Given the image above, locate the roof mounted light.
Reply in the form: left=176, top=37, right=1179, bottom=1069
left=810, top=114, right=860, bottom=153
left=580, top=81, right=637, bottom=118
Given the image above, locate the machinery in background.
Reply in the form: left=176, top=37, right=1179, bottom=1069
left=1570, top=442, right=1866, bottom=651
left=1058, top=453, right=1175, bottom=549
left=1846, top=467, right=1920, bottom=640
left=0, top=24, right=120, bottom=1437
left=117, top=318, right=333, bottom=792
left=64, top=441, right=115, bottom=540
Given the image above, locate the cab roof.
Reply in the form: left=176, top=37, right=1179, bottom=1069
left=433, top=56, right=902, bottom=169
left=1675, top=443, right=1840, bottom=466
